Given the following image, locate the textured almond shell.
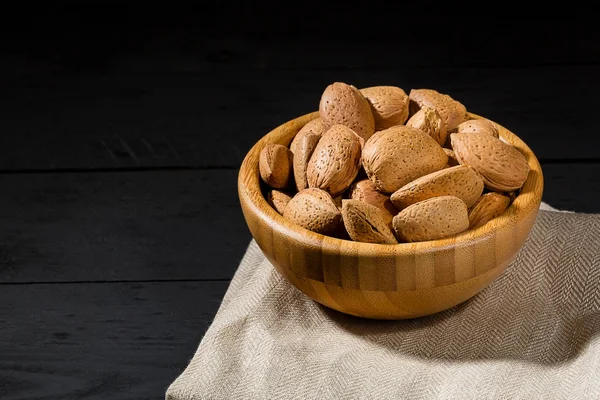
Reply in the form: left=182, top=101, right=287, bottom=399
left=349, top=179, right=398, bottom=218
left=390, top=165, right=484, bottom=210
left=319, top=82, right=375, bottom=141
left=259, top=144, right=292, bottom=189
left=283, top=188, right=341, bottom=235
left=342, top=200, right=397, bottom=244
left=360, top=86, right=409, bottom=130
left=292, top=132, right=320, bottom=191
left=267, top=190, right=292, bottom=215
left=307, top=125, right=362, bottom=196
left=362, top=125, right=448, bottom=193
left=457, top=119, right=499, bottom=138
left=451, top=132, right=530, bottom=191
left=468, top=192, right=511, bottom=229
left=406, top=107, right=447, bottom=146
left=290, top=118, right=327, bottom=154
left=392, top=196, right=469, bottom=242
left=409, top=89, right=468, bottom=131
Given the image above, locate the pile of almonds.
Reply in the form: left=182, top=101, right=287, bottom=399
left=260, top=82, right=530, bottom=244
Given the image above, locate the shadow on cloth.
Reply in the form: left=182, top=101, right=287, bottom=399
left=319, top=297, right=600, bottom=365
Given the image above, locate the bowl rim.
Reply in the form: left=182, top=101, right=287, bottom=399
left=238, top=111, right=544, bottom=255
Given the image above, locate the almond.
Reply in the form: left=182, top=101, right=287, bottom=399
left=349, top=179, right=398, bottom=218
left=390, top=165, right=484, bottom=209
left=457, top=119, right=499, bottom=138
left=362, top=125, right=448, bottom=193
left=290, top=117, right=327, bottom=154
left=406, top=106, right=447, bottom=146
left=307, top=125, right=362, bottom=196
left=443, top=148, right=459, bottom=167
left=342, top=200, right=398, bottom=244
left=283, top=188, right=342, bottom=235
left=292, top=131, right=320, bottom=191
left=451, top=132, right=530, bottom=191
left=259, top=144, right=293, bottom=189
left=392, top=196, right=469, bottom=242
left=468, top=192, right=511, bottom=229
left=267, top=190, right=293, bottom=215
left=360, top=86, right=409, bottom=130
left=409, top=89, right=468, bottom=131
left=319, top=82, right=375, bottom=141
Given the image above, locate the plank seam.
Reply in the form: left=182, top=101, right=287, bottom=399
left=0, top=159, right=595, bottom=175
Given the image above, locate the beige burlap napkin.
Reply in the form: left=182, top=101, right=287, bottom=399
left=167, top=204, right=600, bottom=400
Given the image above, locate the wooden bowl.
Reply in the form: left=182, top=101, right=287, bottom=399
left=238, top=112, right=543, bottom=319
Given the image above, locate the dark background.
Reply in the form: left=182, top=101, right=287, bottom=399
left=1, top=7, right=599, bottom=399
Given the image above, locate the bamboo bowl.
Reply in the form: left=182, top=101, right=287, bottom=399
left=238, top=112, right=544, bottom=319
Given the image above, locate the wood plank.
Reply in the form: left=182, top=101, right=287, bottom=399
left=0, top=281, right=229, bottom=400
left=4, top=10, right=599, bottom=69
left=173, top=33, right=600, bottom=70
left=0, top=165, right=597, bottom=285
left=0, top=170, right=251, bottom=283
left=0, top=67, right=599, bottom=171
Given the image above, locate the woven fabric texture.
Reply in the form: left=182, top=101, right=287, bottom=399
left=167, top=205, right=600, bottom=399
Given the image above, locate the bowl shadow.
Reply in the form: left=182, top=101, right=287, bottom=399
left=318, top=291, right=600, bottom=366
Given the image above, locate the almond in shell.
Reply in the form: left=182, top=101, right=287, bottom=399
left=283, top=188, right=342, bottom=235
left=392, top=196, right=469, bottom=242
left=292, top=131, right=320, bottom=191
left=362, top=125, right=448, bottom=193
left=468, top=192, right=511, bottom=229
left=307, top=125, right=362, bottom=197
left=290, top=117, right=327, bottom=154
left=406, top=106, right=447, bottom=146
left=457, top=119, right=500, bottom=138
left=349, top=179, right=397, bottom=220
left=409, top=89, right=468, bottom=131
left=451, top=132, right=530, bottom=191
left=342, top=200, right=397, bottom=244
left=259, top=144, right=293, bottom=189
left=267, top=190, right=293, bottom=215
left=360, top=86, right=410, bottom=130
left=390, top=165, right=484, bottom=210
left=319, top=82, right=375, bottom=141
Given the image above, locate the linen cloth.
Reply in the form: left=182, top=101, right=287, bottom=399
left=167, top=204, right=600, bottom=399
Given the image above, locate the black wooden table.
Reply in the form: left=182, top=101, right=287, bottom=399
left=1, top=14, right=599, bottom=399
